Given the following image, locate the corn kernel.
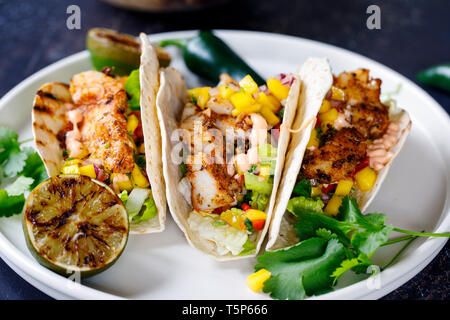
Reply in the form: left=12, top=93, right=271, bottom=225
left=319, top=99, right=331, bottom=114
left=239, top=75, right=259, bottom=94
left=331, top=86, right=345, bottom=101
left=61, top=164, right=80, bottom=175
left=260, top=106, right=280, bottom=126
left=79, top=164, right=96, bottom=178
left=355, top=167, right=377, bottom=192
left=311, top=187, right=322, bottom=197
left=132, top=165, right=150, bottom=188
left=219, top=85, right=235, bottom=99
left=267, top=78, right=290, bottom=101
left=307, top=128, right=320, bottom=149
left=188, top=87, right=211, bottom=109
left=335, top=179, right=354, bottom=196
left=324, top=194, right=343, bottom=216
left=230, top=91, right=256, bottom=110
left=247, top=269, right=271, bottom=292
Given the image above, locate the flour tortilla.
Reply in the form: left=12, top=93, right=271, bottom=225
left=31, top=33, right=166, bottom=234
left=156, top=67, right=301, bottom=260
left=266, top=58, right=412, bottom=251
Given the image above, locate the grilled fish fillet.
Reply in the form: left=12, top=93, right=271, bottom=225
left=302, top=127, right=367, bottom=184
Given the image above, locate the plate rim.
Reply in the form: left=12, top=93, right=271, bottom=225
left=0, top=29, right=449, bottom=300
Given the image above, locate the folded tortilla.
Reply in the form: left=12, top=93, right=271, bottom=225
left=266, top=58, right=412, bottom=251
left=31, top=33, right=166, bottom=234
left=156, top=67, right=301, bottom=260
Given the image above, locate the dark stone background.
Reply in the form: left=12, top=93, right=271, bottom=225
left=0, top=0, right=448, bottom=299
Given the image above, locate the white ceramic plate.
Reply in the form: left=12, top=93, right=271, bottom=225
left=0, top=30, right=449, bottom=300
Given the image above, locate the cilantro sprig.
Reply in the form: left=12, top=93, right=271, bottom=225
left=0, top=126, right=48, bottom=217
left=254, top=196, right=450, bottom=300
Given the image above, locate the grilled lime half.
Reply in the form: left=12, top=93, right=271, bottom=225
left=23, top=175, right=129, bottom=278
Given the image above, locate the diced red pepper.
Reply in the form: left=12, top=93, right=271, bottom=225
left=241, top=203, right=251, bottom=211
left=321, top=183, right=336, bottom=195
left=251, top=219, right=265, bottom=231
left=315, top=114, right=321, bottom=128
left=236, top=175, right=245, bottom=184
left=352, top=157, right=370, bottom=177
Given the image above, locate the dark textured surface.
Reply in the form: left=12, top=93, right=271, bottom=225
left=0, top=0, right=448, bottom=300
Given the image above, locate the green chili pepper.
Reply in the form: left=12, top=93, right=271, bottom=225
left=417, top=63, right=450, bottom=93
left=158, top=30, right=265, bottom=86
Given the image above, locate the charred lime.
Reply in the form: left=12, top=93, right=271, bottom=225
left=23, top=175, right=129, bottom=278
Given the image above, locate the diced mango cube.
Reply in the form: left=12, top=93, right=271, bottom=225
left=219, top=85, right=235, bottom=99
left=324, top=194, right=343, bottom=216
left=311, top=187, right=322, bottom=197
left=61, top=164, right=80, bottom=175
left=247, top=269, right=271, bottom=292
left=320, top=108, right=339, bottom=130
left=111, top=173, right=133, bottom=192
left=259, top=165, right=271, bottom=178
left=335, top=179, right=354, bottom=196
left=132, top=165, right=150, bottom=188
left=257, top=92, right=280, bottom=112
left=63, top=159, right=82, bottom=167
left=355, top=167, right=377, bottom=192
left=267, top=78, right=290, bottom=101
left=188, top=87, right=211, bottom=109
left=220, top=209, right=245, bottom=229
left=260, top=106, right=280, bottom=126
left=245, top=209, right=267, bottom=221
left=239, top=75, right=259, bottom=94
left=307, top=128, right=320, bottom=149
left=319, top=99, right=331, bottom=114
left=230, top=91, right=256, bottom=110
left=127, top=114, right=139, bottom=134
left=331, top=86, right=345, bottom=101
left=138, top=143, right=146, bottom=154
left=79, top=164, right=96, bottom=178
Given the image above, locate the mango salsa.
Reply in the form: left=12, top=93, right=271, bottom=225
left=239, top=75, right=259, bottom=94
left=127, top=114, right=139, bottom=134
left=230, top=91, right=256, bottom=110
left=247, top=269, right=271, bottom=292
left=259, top=106, right=280, bottom=126
left=188, top=87, right=211, bottom=109
left=335, top=179, right=353, bottom=196
left=257, top=92, right=280, bottom=112
left=319, top=99, right=331, bottom=114
left=324, top=194, right=343, bottom=216
left=132, top=165, right=149, bottom=188
left=307, top=128, right=320, bottom=148
left=61, top=164, right=80, bottom=175
left=267, top=78, right=290, bottom=101
left=331, top=86, right=345, bottom=101
left=219, top=85, right=235, bottom=99
left=79, top=164, right=96, bottom=178
left=355, top=167, right=377, bottom=192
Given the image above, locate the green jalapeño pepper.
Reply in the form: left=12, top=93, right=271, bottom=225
left=159, top=30, right=265, bottom=86
left=417, top=63, right=450, bottom=93
left=87, top=28, right=171, bottom=76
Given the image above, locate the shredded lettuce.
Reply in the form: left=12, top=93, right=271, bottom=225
left=133, top=197, right=157, bottom=222
left=118, top=190, right=129, bottom=204
left=287, top=196, right=324, bottom=215
left=239, top=238, right=256, bottom=256
left=124, top=69, right=140, bottom=110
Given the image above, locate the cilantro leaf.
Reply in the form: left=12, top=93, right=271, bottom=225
left=256, top=237, right=346, bottom=300
left=19, top=150, right=48, bottom=188
left=292, top=178, right=311, bottom=198
left=0, top=190, right=25, bottom=217
left=0, top=126, right=20, bottom=164
left=3, top=149, right=28, bottom=177
left=5, top=176, right=34, bottom=196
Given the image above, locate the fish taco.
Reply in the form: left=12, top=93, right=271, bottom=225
left=31, top=33, right=166, bottom=234
left=266, top=58, right=412, bottom=251
left=156, top=67, right=301, bottom=260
